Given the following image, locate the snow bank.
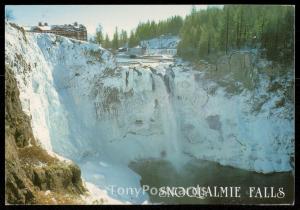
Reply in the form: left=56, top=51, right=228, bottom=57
left=81, top=182, right=128, bottom=204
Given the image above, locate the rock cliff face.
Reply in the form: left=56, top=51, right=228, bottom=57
left=5, top=65, right=85, bottom=204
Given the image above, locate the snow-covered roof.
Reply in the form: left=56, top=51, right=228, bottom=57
left=39, top=26, right=51, bottom=31
left=25, top=23, right=86, bottom=32
left=51, top=24, right=86, bottom=31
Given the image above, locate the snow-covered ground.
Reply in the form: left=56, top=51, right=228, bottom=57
left=140, top=35, right=179, bottom=56
left=5, top=22, right=294, bottom=204
left=140, top=35, right=180, bottom=49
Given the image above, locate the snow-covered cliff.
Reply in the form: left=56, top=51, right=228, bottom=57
left=5, top=22, right=294, bottom=204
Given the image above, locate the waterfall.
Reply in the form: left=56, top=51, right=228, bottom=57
left=157, top=69, right=186, bottom=169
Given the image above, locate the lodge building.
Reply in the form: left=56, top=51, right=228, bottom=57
left=24, top=22, right=88, bottom=41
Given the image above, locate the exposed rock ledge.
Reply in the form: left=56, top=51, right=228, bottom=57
left=5, top=65, right=86, bottom=204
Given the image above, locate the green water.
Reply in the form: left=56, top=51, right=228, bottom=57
left=129, top=159, right=294, bottom=204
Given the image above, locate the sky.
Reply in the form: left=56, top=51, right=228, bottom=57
left=5, top=5, right=222, bottom=39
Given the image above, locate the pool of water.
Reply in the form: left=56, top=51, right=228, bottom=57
left=129, top=158, right=294, bottom=204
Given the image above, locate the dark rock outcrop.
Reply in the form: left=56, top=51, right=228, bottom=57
left=5, top=65, right=86, bottom=204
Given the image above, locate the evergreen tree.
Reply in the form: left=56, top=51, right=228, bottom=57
left=119, top=30, right=128, bottom=47
left=103, top=34, right=111, bottom=49
left=112, top=27, right=119, bottom=50
left=94, top=24, right=104, bottom=45
left=128, top=31, right=139, bottom=47
left=177, top=5, right=294, bottom=64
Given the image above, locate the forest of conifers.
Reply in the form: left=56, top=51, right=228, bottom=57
left=91, top=5, right=294, bottom=65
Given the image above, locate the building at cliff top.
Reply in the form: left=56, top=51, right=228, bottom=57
left=24, top=22, right=87, bottom=41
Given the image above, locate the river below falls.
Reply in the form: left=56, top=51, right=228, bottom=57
left=128, top=159, right=294, bottom=204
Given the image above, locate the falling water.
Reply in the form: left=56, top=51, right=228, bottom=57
left=158, top=69, right=187, bottom=170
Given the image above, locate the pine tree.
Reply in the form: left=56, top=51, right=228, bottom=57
left=120, top=30, right=128, bottom=47
left=103, top=34, right=111, bottom=49
left=177, top=5, right=294, bottom=64
left=112, top=27, right=119, bottom=50
left=94, top=24, right=104, bottom=46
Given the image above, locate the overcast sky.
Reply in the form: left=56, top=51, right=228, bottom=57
left=6, top=5, right=222, bottom=39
